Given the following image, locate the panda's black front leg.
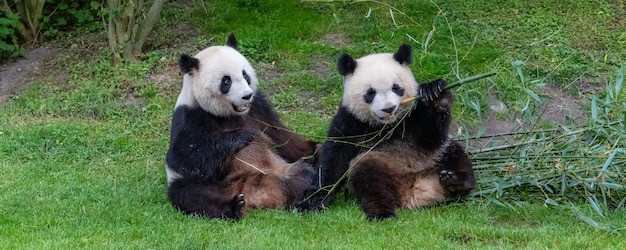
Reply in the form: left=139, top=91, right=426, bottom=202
left=409, top=79, right=453, bottom=151
left=167, top=127, right=257, bottom=182
left=222, top=128, right=257, bottom=154
left=199, top=128, right=257, bottom=180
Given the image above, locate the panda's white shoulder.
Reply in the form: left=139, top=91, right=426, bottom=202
left=175, top=74, right=198, bottom=108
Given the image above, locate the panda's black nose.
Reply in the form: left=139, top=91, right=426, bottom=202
left=382, top=106, right=396, bottom=114
left=242, top=93, right=253, bottom=100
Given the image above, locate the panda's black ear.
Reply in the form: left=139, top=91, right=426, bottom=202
left=393, top=44, right=412, bottom=65
left=179, top=54, right=200, bottom=75
left=226, top=33, right=237, bottom=50
left=338, top=53, right=357, bottom=76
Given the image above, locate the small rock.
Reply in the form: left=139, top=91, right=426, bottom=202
left=489, top=100, right=508, bottom=113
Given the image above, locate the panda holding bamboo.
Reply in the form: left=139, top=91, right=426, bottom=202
left=165, top=34, right=317, bottom=220
left=301, top=44, right=476, bottom=220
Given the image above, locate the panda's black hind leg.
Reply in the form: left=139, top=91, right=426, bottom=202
left=167, top=178, right=248, bottom=220
left=437, top=141, right=476, bottom=196
left=349, top=156, right=401, bottom=221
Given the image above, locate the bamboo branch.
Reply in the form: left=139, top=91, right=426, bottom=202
left=400, top=71, right=496, bottom=104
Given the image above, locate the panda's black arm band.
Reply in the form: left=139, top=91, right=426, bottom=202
left=167, top=129, right=253, bottom=181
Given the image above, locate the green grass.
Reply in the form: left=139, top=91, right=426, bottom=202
left=1, top=0, right=625, bottom=248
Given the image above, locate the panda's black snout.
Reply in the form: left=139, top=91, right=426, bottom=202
left=381, top=106, right=396, bottom=114
left=242, top=93, right=253, bottom=100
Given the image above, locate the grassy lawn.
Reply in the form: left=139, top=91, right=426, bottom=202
left=1, top=0, right=625, bottom=248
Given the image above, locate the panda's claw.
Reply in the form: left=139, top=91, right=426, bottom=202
left=439, top=169, right=457, bottom=182
left=419, top=78, right=449, bottom=103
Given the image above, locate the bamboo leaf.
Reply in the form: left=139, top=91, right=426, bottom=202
left=599, top=182, right=625, bottom=190
left=405, top=33, right=420, bottom=45
left=524, top=88, right=541, bottom=103
left=512, top=60, right=525, bottom=84
left=423, top=26, right=434, bottom=51
left=470, top=99, right=481, bottom=118
left=598, top=149, right=619, bottom=179
left=560, top=173, right=566, bottom=195
left=560, top=124, right=573, bottom=135
left=544, top=198, right=559, bottom=207
left=521, top=97, right=531, bottom=112
left=591, top=95, right=598, bottom=120
left=568, top=205, right=619, bottom=233
left=587, top=196, right=604, bottom=217
left=615, top=65, right=624, bottom=99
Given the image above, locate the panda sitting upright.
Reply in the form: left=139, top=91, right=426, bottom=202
left=166, top=34, right=317, bottom=220
left=303, top=44, right=476, bottom=220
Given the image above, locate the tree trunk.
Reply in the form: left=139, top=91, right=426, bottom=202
left=106, top=0, right=119, bottom=62
left=0, top=0, right=45, bottom=45
left=106, top=0, right=166, bottom=61
left=132, top=0, right=165, bottom=58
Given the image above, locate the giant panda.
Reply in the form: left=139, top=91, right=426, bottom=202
left=301, top=44, right=476, bottom=220
left=166, top=34, right=317, bottom=220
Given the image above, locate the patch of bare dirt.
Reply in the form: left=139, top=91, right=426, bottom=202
left=537, top=84, right=588, bottom=124
left=311, top=54, right=334, bottom=80
left=466, top=82, right=591, bottom=149
left=0, top=46, right=55, bottom=103
left=320, top=33, right=349, bottom=48
left=483, top=84, right=588, bottom=134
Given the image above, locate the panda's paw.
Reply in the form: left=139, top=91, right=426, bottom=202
left=366, top=211, right=396, bottom=221
left=228, top=193, right=245, bottom=220
left=295, top=189, right=330, bottom=212
left=419, top=79, right=452, bottom=110
left=439, top=169, right=462, bottom=185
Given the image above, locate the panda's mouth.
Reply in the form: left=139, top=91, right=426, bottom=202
left=375, top=110, right=398, bottom=123
left=233, top=103, right=251, bottom=112
left=377, top=115, right=396, bottom=123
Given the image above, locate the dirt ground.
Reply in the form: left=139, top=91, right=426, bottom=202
left=0, top=46, right=55, bottom=103
left=0, top=43, right=590, bottom=136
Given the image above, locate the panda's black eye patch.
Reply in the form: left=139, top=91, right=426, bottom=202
left=242, top=70, right=251, bottom=85
left=392, top=83, right=405, bottom=96
left=220, top=76, right=232, bottom=94
left=363, top=88, right=376, bottom=104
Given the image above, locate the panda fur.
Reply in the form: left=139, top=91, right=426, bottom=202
left=304, top=44, right=476, bottom=220
left=166, top=34, right=317, bottom=220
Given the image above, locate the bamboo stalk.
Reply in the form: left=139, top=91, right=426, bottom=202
left=235, top=157, right=267, bottom=175
left=400, top=71, right=496, bottom=104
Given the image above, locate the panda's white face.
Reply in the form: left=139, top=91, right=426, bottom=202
left=177, top=45, right=258, bottom=117
left=341, top=53, right=417, bottom=126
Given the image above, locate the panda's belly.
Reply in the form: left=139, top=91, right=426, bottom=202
left=402, top=175, right=447, bottom=209
left=364, top=140, right=449, bottom=208
left=370, top=140, right=443, bottom=171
